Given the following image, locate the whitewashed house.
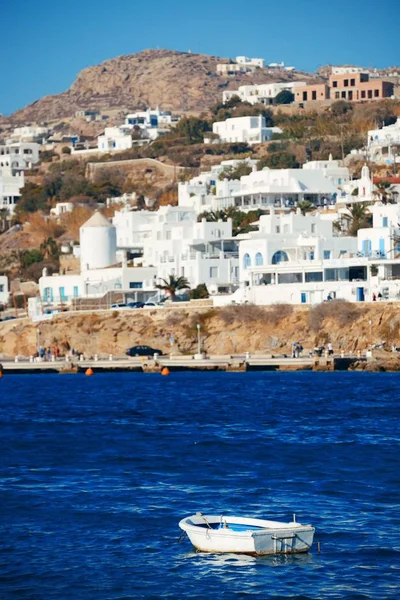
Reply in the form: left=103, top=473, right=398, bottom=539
left=212, top=206, right=400, bottom=307
left=6, top=126, right=50, bottom=144
left=179, top=157, right=349, bottom=215
left=113, top=205, right=239, bottom=293
left=124, top=108, right=179, bottom=140
left=178, top=158, right=257, bottom=213
left=0, top=164, right=24, bottom=213
left=97, top=127, right=133, bottom=152
left=0, top=142, right=40, bottom=170
left=222, top=82, right=305, bottom=105
left=357, top=202, right=400, bottom=259
left=0, top=275, right=9, bottom=306
left=367, top=118, right=400, bottom=164
left=236, top=56, right=265, bottom=68
left=212, top=116, right=281, bottom=145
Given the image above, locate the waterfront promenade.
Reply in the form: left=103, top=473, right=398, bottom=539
left=0, top=353, right=363, bottom=374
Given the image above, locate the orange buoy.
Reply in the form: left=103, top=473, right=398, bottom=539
left=0, top=371, right=3, bottom=378
left=161, top=367, right=170, bottom=376
left=85, top=367, right=94, bottom=376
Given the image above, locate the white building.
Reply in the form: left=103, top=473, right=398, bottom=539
left=216, top=63, right=257, bottom=75
left=50, top=202, right=74, bottom=217
left=0, top=142, right=40, bottom=170
left=239, top=210, right=356, bottom=279
left=0, top=275, right=9, bottom=306
left=113, top=205, right=239, bottom=293
left=357, top=202, right=400, bottom=259
left=178, top=158, right=257, bottom=213
left=302, top=156, right=349, bottom=187
left=97, top=127, right=133, bottom=152
left=0, top=164, right=24, bottom=213
left=39, top=212, right=158, bottom=304
left=212, top=204, right=400, bottom=307
left=332, top=66, right=365, bottom=75
left=124, top=108, right=179, bottom=140
left=367, top=118, right=400, bottom=164
left=222, top=82, right=305, bottom=105
left=236, top=56, right=265, bottom=69
left=179, top=157, right=349, bottom=215
left=212, top=115, right=282, bottom=145
left=6, top=126, right=49, bottom=145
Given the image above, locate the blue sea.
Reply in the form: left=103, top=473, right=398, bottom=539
left=0, top=372, right=399, bottom=599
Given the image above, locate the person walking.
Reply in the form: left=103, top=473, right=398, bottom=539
left=328, top=342, right=334, bottom=356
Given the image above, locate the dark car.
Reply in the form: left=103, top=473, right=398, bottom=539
left=125, top=345, right=163, bottom=357
left=127, top=301, right=145, bottom=309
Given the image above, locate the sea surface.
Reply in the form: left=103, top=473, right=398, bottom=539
left=0, top=372, right=399, bottom=599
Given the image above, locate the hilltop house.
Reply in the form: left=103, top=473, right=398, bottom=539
left=210, top=115, right=281, bottom=145
left=294, top=72, right=394, bottom=104
left=179, top=157, right=349, bottom=215
left=222, top=82, right=305, bottom=105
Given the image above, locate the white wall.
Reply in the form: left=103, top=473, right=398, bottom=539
left=98, top=127, right=132, bottom=151
left=0, top=276, right=9, bottom=305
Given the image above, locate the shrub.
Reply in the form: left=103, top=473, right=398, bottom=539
left=61, top=146, right=71, bottom=154
left=308, top=299, right=358, bottom=332
left=219, top=304, right=266, bottom=326
left=265, top=303, right=293, bottom=325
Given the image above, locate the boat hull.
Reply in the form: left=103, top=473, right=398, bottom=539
left=179, top=515, right=315, bottom=556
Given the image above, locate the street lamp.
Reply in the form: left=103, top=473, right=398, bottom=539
left=197, top=323, right=201, bottom=355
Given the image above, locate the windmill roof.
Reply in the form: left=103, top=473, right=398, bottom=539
left=81, top=211, right=114, bottom=228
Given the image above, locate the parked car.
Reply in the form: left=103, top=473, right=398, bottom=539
left=125, top=345, right=163, bottom=357
left=127, top=301, right=145, bottom=309
left=143, top=301, right=162, bottom=308
left=111, top=303, right=127, bottom=309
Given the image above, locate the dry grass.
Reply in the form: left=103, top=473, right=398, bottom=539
left=61, top=206, right=94, bottom=241
left=219, top=304, right=266, bottom=326
left=308, top=299, right=358, bottom=332
left=265, top=303, right=293, bottom=325
left=26, top=212, right=65, bottom=244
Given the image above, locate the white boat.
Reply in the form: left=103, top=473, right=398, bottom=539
left=179, top=513, right=315, bottom=556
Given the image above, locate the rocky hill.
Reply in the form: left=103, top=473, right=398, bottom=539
left=8, top=49, right=318, bottom=123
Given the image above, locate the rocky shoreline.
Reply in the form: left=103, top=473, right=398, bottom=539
left=1, top=302, right=400, bottom=371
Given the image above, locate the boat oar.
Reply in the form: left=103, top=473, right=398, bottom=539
left=196, top=511, right=212, bottom=529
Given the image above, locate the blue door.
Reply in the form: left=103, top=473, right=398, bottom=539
left=379, top=238, right=385, bottom=257
left=301, top=292, right=307, bottom=304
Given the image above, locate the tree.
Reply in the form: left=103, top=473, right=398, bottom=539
left=330, top=101, right=353, bottom=117
left=61, top=146, right=71, bottom=154
left=155, top=275, right=191, bottom=301
left=40, top=237, right=59, bottom=260
left=15, top=183, right=48, bottom=215
left=189, top=284, right=209, bottom=299
left=274, top=90, right=294, bottom=105
left=173, top=117, right=211, bottom=144
left=218, top=162, right=252, bottom=181
left=346, top=203, right=372, bottom=236
left=257, top=152, right=299, bottom=170
left=297, top=200, right=315, bottom=215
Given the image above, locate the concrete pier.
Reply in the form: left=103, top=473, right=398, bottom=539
left=0, top=354, right=364, bottom=374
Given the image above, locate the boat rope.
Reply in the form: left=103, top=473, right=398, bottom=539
left=177, top=531, right=186, bottom=543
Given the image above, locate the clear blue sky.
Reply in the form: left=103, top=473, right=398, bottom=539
left=1, top=0, right=399, bottom=116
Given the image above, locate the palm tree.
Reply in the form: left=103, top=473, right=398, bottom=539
left=346, top=203, right=372, bottom=236
left=297, top=200, right=315, bottom=216
left=155, top=275, right=190, bottom=301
